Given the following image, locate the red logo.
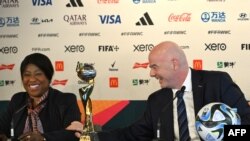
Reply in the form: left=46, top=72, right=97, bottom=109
left=52, top=79, right=68, bottom=86
left=133, top=62, right=149, bottom=69
left=55, top=61, right=64, bottom=71
left=193, top=60, right=202, bottom=70
left=109, top=77, right=118, bottom=88
left=0, top=64, right=15, bottom=70
left=168, top=13, right=191, bottom=22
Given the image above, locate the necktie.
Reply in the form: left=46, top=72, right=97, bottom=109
left=177, top=90, right=190, bottom=141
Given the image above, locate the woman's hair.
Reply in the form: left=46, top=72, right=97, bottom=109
left=20, top=53, right=54, bottom=82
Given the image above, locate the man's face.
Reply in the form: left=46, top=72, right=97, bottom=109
left=22, top=64, right=50, bottom=98
left=149, top=53, right=176, bottom=88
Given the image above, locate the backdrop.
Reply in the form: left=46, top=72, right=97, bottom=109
left=1, top=0, right=250, bottom=130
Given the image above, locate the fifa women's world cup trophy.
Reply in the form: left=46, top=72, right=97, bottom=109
left=76, top=62, right=99, bottom=141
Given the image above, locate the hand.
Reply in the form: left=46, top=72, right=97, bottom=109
left=66, top=121, right=84, bottom=138
left=18, top=131, right=46, bottom=141
left=0, top=134, right=8, bottom=141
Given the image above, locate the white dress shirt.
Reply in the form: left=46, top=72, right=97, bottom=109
left=173, top=68, right=200, bottom=141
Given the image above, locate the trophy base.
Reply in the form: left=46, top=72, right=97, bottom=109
left=79, top=132, right=99, bottom=141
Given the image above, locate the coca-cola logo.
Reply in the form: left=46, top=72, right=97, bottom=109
left=168, top=13, right=191, bottom=22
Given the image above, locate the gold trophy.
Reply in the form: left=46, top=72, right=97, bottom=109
left=76, top=62, right=99, bottom=141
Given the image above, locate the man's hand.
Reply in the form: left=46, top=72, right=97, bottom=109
left=66, top=121, right=84, bottom=138
left=18, top=131, right=46, bottom=141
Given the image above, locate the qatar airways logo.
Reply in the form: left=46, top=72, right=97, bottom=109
left=168, top=13, right=191, bottom=22
left=133, top=62, right=149, bottom=69
left=63, top=14, right=87, bottom=25
left=0, top=64, right=15, bottom=70
left=0, top=0, right=19, bottom=8
left=52, top=79, right=68, bottom=86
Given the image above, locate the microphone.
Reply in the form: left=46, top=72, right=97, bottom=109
left=152, top=86, right=186, bottom=141
left=14, top=103, right=28, bottom=114
left=161, top=86, right=186, bottom=112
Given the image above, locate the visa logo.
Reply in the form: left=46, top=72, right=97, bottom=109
left=32, top=0, right=52, bottom=6
left=99, top=15, right=121, bottom=24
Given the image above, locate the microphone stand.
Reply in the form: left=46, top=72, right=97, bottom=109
left=10, top=120, right=14, bottom=140
left=10, top=103, right=28, bottom=140
left=151, top=118, right=164, bottom=141
left=151, top=86, right=186, bottom=141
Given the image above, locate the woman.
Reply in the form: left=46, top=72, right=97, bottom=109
left=0, top=53, right=81, bottom=141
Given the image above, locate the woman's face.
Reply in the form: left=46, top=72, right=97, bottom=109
left=22, top=64, right=50, bottom=98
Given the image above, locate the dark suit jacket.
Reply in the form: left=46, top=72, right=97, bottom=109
left=0, top=87, right=81, bottom=141
left=98, top=69, right=250, bottom=141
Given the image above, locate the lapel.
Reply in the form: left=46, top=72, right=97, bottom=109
left=13, top=103, right=27, bottom=137
left=160, top=89, right=174, bottom=141
left=40, top=87, right=55, bottom=131
left=159, top=69, right=206, bottom=140
left=41, top=88, right=65, bottom=130
left=191, top=69, right=205, bottom=115
left=12, top=93, right=29, bottom=137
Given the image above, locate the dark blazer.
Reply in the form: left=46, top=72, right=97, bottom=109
left=0, top=87, right=81, bottom=141
left=98, top=69, right=250, bottom=141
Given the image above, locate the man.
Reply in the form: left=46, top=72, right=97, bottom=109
left=67, top=41, right=250, bottom=141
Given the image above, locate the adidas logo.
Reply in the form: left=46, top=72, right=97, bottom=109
left=136, top=12, right=154, bottom=26
left=66, top=0, right=84, bottom=7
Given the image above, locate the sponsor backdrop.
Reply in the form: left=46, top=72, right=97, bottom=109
left=0, top=0, right=250, bottom=130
